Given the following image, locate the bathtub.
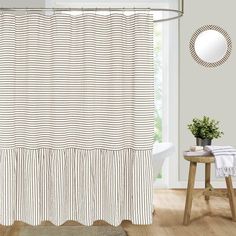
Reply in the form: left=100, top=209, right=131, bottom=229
left=152, top=142, right=175, bottom=179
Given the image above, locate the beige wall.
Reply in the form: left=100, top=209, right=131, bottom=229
left=179, top=0, right=236, bottom=181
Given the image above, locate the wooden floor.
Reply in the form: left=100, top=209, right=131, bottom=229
left=1, top=189, right=236, bottom=236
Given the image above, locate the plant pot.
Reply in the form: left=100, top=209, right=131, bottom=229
left=196, top=138, right=212, bottom=147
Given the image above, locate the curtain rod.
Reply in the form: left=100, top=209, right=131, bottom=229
left=0, top=7, right=183, bottom=22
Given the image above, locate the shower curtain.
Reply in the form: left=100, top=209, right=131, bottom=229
left=0, top=12, right=154, bottom=226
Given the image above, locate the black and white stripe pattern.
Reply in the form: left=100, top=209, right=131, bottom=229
left=0, top=148, right=153, bottom=226
left=0, top=13, right=154, bottom=226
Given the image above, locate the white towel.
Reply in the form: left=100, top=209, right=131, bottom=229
left=204, top=146, right=236, bottom=177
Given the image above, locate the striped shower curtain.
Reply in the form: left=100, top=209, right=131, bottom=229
left=0, top=12, right=154, bottom=226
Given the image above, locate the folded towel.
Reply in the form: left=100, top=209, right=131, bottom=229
left=204, top=146, right=236, bottom=177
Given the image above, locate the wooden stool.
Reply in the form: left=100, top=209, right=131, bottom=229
left=183, top=152, right=236, bottom=225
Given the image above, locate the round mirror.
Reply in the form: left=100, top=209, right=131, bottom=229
left=190, top=25, right=232, bottom=67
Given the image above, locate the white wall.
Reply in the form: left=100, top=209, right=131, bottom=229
left=179, top=0, right=236, bottom=185
left=0, top=0, right=45, bottom=7
left=48, top=0, right=179, bottom=9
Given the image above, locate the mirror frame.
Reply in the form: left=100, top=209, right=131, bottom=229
left=189, top=25, right=232, bottom=68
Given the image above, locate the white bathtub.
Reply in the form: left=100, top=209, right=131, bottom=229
left=152, top=142, right=175, bottom=179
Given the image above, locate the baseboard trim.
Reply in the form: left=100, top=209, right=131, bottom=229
left=154, top=180, right=236, bottom=189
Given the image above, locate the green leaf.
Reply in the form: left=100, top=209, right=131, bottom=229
left=187, top=116, right=223, bottom=140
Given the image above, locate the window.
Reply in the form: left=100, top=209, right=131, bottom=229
left=153, top=19, right=179, bottom=188
left=154, top=23, right=163, bottom=143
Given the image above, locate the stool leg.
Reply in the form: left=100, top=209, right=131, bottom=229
left=205, top=163, right=211, bottom=201
left=225, top=176, right=236, bottom=221
left=183, top=161, right=197, bottom=225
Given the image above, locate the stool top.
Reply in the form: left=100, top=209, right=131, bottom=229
left=184, top=150, right=214, bottom=163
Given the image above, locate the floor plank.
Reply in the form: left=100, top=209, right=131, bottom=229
left=1, top=190, right=236, bottom=236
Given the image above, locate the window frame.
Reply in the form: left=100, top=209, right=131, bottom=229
left=153, top=19, right=179, bottom=189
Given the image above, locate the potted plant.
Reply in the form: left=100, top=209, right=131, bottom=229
left=188, top=116, right=224, bottom=146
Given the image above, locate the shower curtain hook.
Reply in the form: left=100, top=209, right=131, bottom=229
left=122, top=7, right=125, bottom=15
